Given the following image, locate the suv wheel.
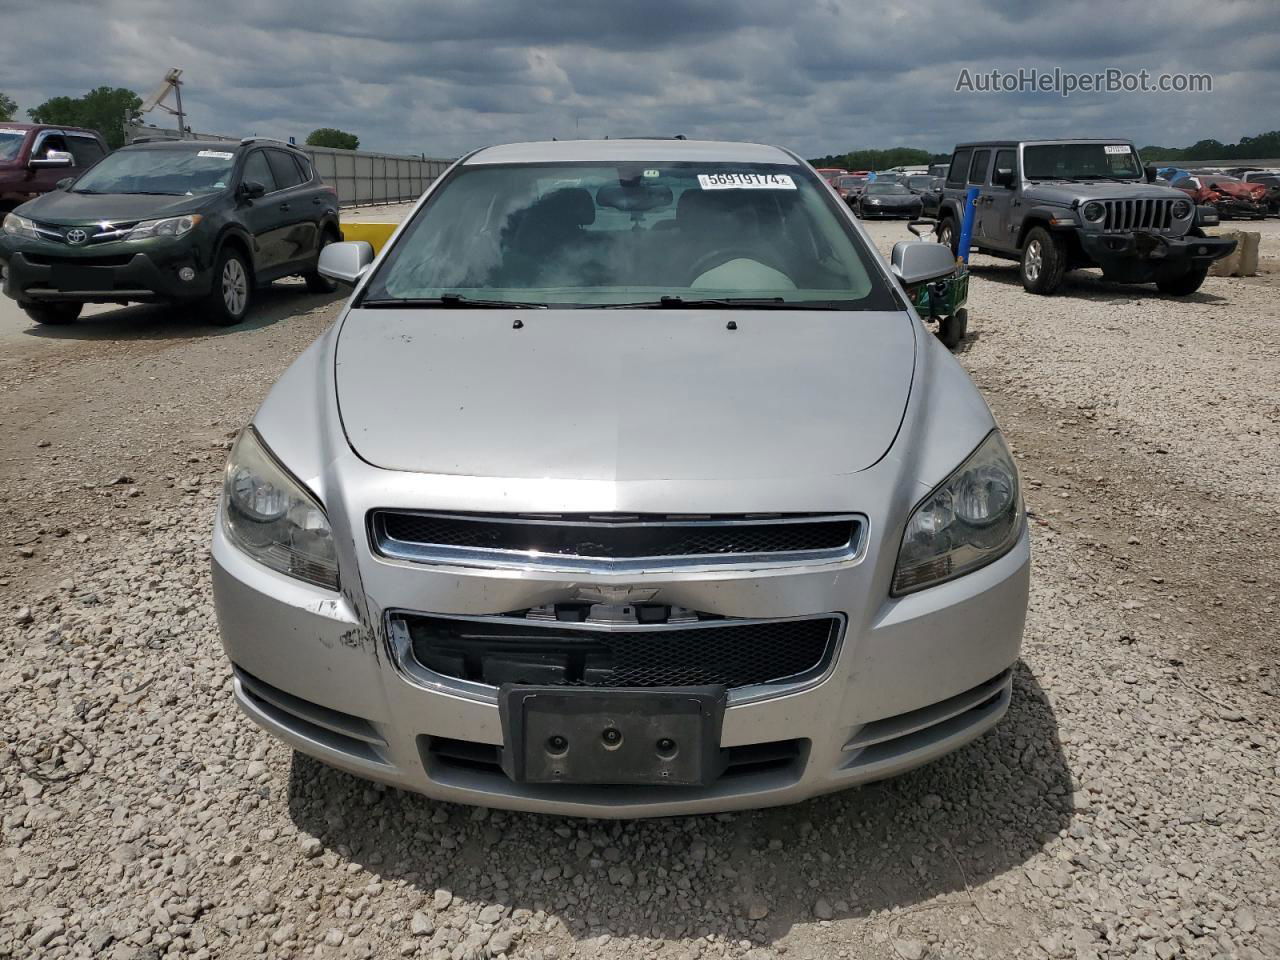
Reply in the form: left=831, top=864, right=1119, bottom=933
left=1020, top=226, right=1066, bottom=294
left=304, top=231, right=339, bottom=294
left=936, top=217, right=958, bottom=255
left=204, top=248, right=252, bottom=326
left=22, top=302, right=83, bottom=325
left=1156, top=266, right=1208, bottom=297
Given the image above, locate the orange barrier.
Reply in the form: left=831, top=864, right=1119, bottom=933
left=339, top=222, right=398, bottom=255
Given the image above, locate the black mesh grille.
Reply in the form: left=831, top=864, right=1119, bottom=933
left=375, top=512, right=856, bottom=560
left=401, top=613, right=841, bottom=690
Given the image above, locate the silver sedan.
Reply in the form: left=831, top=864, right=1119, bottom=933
left=212, top=138, right=1029, bottom=817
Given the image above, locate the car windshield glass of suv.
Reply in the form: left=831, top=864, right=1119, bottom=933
left=70, top=147, right=237, bottom=196
left=363, top=162, right=894, bottom=309
left=837, top=176, right=865, bottom=188
left=1023, top=143, right=1142, bottom=181
left=0, top=129, right=26, bottom=162
left=867, top=183, right=909, bottom=195
left=906, top=177, right=932, bottom=190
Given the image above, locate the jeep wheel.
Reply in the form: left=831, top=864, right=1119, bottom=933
left=1020, top=226, right=1066, bottom=294
left=936, top=217, right=958, bottom=255
left=1156, top=266, right=1208, bottom=297
left=22, top=302, right=83, bottom=325
left=203, top=248, right=252, bottom=326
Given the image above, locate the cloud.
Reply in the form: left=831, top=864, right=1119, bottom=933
left=0, top=0, right=1275, bottom=159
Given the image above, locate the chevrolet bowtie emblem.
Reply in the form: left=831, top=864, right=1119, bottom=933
left=574, top=585, right=660, bottom=604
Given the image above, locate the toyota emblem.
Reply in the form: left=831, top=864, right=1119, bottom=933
left=65, top=228, right=88, bottom=245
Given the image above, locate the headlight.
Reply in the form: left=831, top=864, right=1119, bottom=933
left=1171, top=199, right=1192, bottom=219
left=892, top=430, right=1023, bottom=595
left=2, top=213, right=40, bottom=241
left=125, top=214, right=203, bottom=241
left=1082, top=202, right=1106, bottom=222
left=222, top=427, right=338, bottom=589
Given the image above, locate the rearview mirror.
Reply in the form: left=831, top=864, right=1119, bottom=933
left=890, top=240, right=956, bottom=286
left=30, top=149, right=74, bottom=169
left=239, top=180, right=266, bottom=200
left=318, top=241, right=375, bottom=286
left=992, top=167, right=1014, bottom=188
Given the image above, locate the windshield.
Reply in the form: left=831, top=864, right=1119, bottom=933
left=362, top=161, right=895, bottom=310
left=0, top=130, right=24, bottom=163
left=906, top=176, right=932, bottom=190
left=71, top=147, right=236, bottom=196
left=837, top=176, right=865, bottom=188
left=1023, top=143, right=1142, bottom=180
left=867, top=183, right=909, bottom=195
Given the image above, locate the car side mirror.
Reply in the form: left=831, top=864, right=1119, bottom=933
left=30, top=149, right=74, bottom=169
left=55, top=177, right=75, bottom=191
left=318, top=241, right=375, bottom=286
left=1144, top=165, right=1158, bottom=184
left=239, top=180, right=266, bottom=200
left=890, top=240, right=956, bottom=286
left=992, top=167, right=1015, bottom=188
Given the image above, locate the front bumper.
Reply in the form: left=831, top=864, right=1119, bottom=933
left=212, top=510, right=1030, bottom=817
left=1078, top=229, right=1236, bottom=276
left=0, top=243, right=213, bottom=305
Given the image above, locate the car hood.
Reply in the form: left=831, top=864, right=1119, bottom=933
left=19, top=189, right=216, bottom=224
left=335, top=308, right=916, bottom=482
left=1025, top=181, right=1186, bottom=205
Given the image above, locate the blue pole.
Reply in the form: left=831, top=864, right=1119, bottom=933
left=956, top=186, right=979, bottom=264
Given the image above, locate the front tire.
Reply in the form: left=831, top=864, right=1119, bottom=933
left=936, top=217, right=958, bottom=255
left=1156, top=266, right=1208, bottom=297
left=204, top=247, right=252, bottom=326
left=1019, top=226, right=1067, bottom=294
left=23, top=302, right=83, bottom=325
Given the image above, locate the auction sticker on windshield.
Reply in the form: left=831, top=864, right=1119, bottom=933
left=1103, top=145, right=1131, bottom=155
left=197, top=150, right=234, bottom=160
left=698, top=173, right=796, bottom=190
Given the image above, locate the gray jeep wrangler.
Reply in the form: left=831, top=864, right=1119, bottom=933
left=936, top=139, right=1236, bottom=296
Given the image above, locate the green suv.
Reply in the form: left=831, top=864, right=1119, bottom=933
left=0, top=137, right=342, bottom=325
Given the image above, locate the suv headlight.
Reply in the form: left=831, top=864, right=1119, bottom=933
left=892, top=430, right=1023, bottom=595
left=2, top=213, right=40, bottom=241
left=222, top=427, right=338, bottom=589
left=1082, top=202, right=1106, bottom=222
left=1171, top=199, right=1192, bottom=219
left=125, top=214, right=203, bottom=241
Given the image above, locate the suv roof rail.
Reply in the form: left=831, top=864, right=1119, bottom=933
left=240, top=136, right=294, bottom=148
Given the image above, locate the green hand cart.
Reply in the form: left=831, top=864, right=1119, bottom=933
left=902, top=220, right=969, bottom=349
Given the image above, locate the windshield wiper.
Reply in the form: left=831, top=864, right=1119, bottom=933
left=604, top=296, right=843, bottom=310
left=122, top=190, right=187, bottom=196
left=70, top=188, right=101, bottom=194
left=360, top=294, right=547, bottom=309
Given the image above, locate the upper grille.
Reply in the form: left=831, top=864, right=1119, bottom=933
left=398, top=611, right=843, bottom=691
left=1099, top=198, right=1177, bottom=233
left=371, top=511, right=862, bottom=571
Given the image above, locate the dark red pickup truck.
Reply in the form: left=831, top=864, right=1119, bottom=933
left=0, top=124, right=110, bottom=213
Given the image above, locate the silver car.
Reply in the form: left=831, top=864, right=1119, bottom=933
left=212, top=139, right=1029, bottom=817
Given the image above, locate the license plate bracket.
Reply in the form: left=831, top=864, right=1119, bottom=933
left=50, top=265, right=113, bottom=291
left=499, top=685, right=727, bottom=786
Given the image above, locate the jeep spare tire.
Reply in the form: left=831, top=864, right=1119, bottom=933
left=1020, top=226, right=1067, bottom=294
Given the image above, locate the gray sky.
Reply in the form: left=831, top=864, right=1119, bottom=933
left=1, top=0, right=1276, bottom=159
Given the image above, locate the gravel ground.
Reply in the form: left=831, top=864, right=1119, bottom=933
left=1, top=218, right=1277, bottom=960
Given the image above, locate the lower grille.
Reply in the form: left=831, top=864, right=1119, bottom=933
left=396, top=610, right=842, bottom=691
left=23, top=254, right=136, bottom=267
left=371, top=511, right=863, bottom=572
left=1101, top=198, right=1176, bottom=233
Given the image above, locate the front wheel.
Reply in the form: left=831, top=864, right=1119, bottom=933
left=203, top=248, right=252, bottom=326
left=1156, top=267, right=1208, bottom=297
left=23, top=302, right=83, bottom=325
left=936, top=217, right=958, bottom=255
left=1019, top=226, right=1067, bottom=294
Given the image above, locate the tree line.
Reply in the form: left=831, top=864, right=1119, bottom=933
left=0, top=87, right=359, bottom=152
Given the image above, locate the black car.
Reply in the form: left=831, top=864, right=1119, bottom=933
left=904, top=174, right=944, bottom=216
left=856, top=181, right=924, bottom=219
left=0, top=138, right=341, bottom=325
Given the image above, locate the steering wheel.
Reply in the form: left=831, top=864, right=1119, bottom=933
left=685, top=245, right=790, bottom=286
